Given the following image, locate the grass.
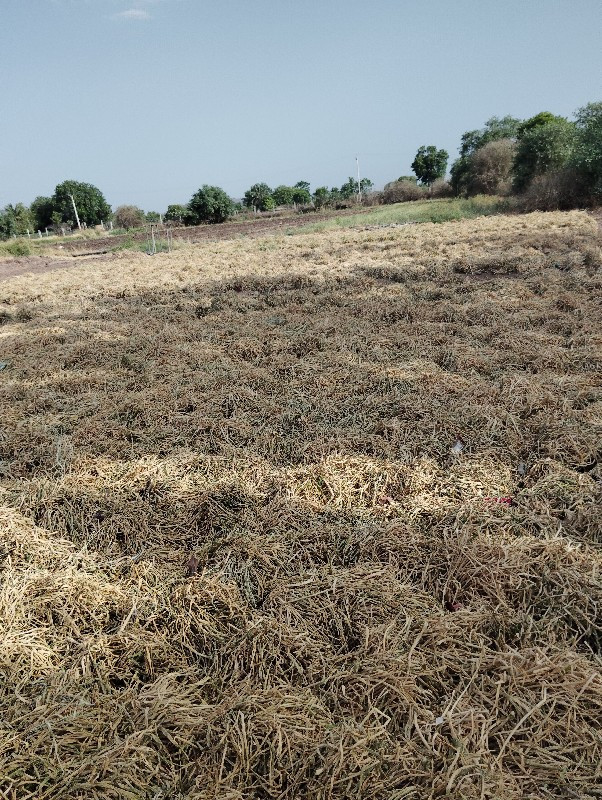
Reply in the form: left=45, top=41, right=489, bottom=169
left=0, top=210, right=601, bottom=798
left=0, top=239, right=32, bottom=256
left=288, top=195, right=509, bottom=233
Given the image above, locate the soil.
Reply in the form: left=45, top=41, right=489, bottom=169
left=0, top=253, right=115, bottom=282
left=0, top=206, right=375, bottom=282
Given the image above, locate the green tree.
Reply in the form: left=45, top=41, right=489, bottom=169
left=313, top=186, right=330, bottom=209
left=572, top=101, right=602, bottom=196
left=411, top=146, right=449, bottom=187
left=114, top=205, right=145, bottom=230
left=187, top=185, right=234, bottom=224
left=243, top=183, right=273, bottom=211
left=294, top=181, right=311, bottom=194
left=30, top=196, right=54, bottom=231
left=516, top=111, right=563, bottom=138
left=339, top=177, right=358, bottom=199
left=291, top=187, right=312, bottom=205
left=164, top=204, right=189, bottom=224
left=451, top=116, right=521, bottom=195
left=0, top=203, right=34, bottom=238
left=52, top=180, right=111, bottom=226
left=272, top=185, right=295, bottom=206
left=512, top=115, right=577, bottom=192
left=145, top=211, right=161, bottom=222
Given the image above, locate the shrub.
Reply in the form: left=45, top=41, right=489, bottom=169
left=516, top=168, right=590, bottom=211
left=2, top=240, right=31, bottom=256
left=114, top=205, right=145, bottom=230
left=430, top=179, right=453, bottom=198
left=468, top=139, right=516, bottom=195
left=382, top=180, right=426, bottom=204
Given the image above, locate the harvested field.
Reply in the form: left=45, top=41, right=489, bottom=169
left=0, top=210, right=601, bottom=799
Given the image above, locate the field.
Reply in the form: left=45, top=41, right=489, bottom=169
left=0, top=209, right=601, bottom=799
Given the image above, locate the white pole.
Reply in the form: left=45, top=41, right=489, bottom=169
left=69, top=194, right=82, bottom=230
left=356, top=157, right=361, bottom=204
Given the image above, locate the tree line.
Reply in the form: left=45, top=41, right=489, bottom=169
left=0, top=175, right=376, bottom=238
left=1, top=100, right=599, bottom=239
left=420, top=101, right=601, bottom=208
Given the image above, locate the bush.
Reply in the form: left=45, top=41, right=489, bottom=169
left=114, top=205, right=145, bottom=230
left=516, top=168, right=590, bottom=211
left=2, top=240, right=31, bottom=256
left=382, top=180, right=426, bottom=204
left=362, top=191, right=383, bottom=206
left=430, top=179, right=453, bottom=198
left=468, top=139, right=515, bottom=195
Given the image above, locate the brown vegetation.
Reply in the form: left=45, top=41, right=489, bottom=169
left=0, top=212, right=601, bottom=798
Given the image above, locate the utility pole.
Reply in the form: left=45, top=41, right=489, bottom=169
left=356, top=156, right=362, bottom=204
left=69, top=194, right=82, bottom=230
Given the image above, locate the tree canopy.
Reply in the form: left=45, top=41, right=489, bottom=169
left=572, top=101, right=602, bottom=196
left=411, top=146, right=449, bottom=187
left=164, top=204, right=189, bottom=224
left=52, top=180, right=111, bottom=227
left=512, top=116, right=576, bottom=192
left=243, top=183, right=273, bottom=211
left=188, top=185, right=235, bottom=224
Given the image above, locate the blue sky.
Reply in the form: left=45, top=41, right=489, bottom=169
left=1, top=0, right=600, bottom=211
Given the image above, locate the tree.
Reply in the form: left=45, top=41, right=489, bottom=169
left=114, top=205, right=145, bottom=230
left=187, top=185, right=234, bottom=224
left=145, top=211, right=161, bottom=222
left=572, top=101, right=602, bottom=196
left=512, top=115, right=576, bottom=192
left=451, top=116, right=522, bottom=195
left=516, top=111, right=563, bottom=138
left=294, top=181, right=311, bottom=194
left=411, top=146, right=449, bottom=187
left=291, top=187, right=311, bottom=205
left=0, top=203, right=34, bottom=238
left=339, top=177, right=358, bottom=199
left=272, top=185, right=295, bottom=206
left=52, top=180, right=111, bottom=226
left=30, top=196, right=54, bottom=231
left=164, top=204, right=189, bottom=224
left=313, top=186, right=330, bottom=209
left=243, top=183, right=273, bottom=212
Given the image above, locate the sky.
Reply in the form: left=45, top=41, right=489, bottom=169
left=1, top=0, right=601, bottom=211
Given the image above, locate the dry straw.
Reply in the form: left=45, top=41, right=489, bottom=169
left=0, top=210, right=601, bottom=798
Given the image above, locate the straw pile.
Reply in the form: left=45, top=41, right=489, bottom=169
left=0, top=210, right=601, bottom=798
